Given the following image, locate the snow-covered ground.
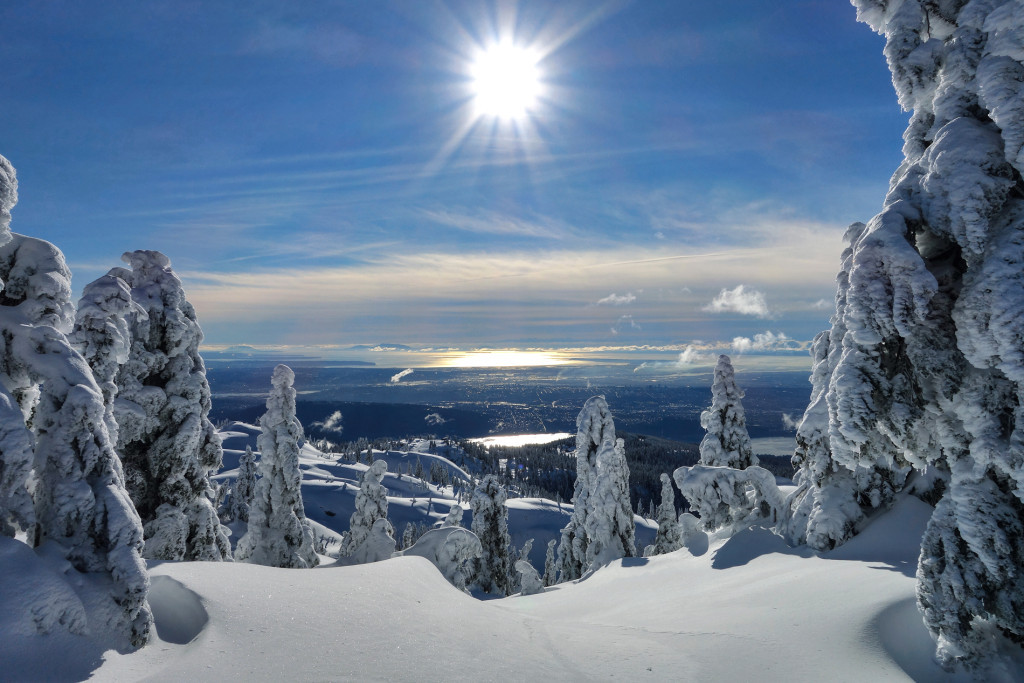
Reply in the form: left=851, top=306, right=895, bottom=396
left=91, top=496, right=979, bottom=682
left=6, top=429, right=1021, bottom=681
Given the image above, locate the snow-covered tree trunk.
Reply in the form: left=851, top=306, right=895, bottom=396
left=699, top=355, right=756, bottom=469
left=340, top=459, right=394, bottom=562
left=231, top=445, right=258, bottom=523
left=470, top=475, right=512, bottom=595
left=556, top=395, right=614, bottom=582
left=236, top=365, right=318, bottom=568
left=112, top=250, right=230, bottom=561
left=645, top=473, right=684, bottom=556
left=0, top=153, right=151, bottom=649
left=798, top=1, right=1024, bottom=671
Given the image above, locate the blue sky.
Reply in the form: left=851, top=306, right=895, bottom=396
left=0, top=0, right=906, bottom=360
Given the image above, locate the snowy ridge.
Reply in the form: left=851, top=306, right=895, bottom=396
left=82, top=493, right=965, bottom=682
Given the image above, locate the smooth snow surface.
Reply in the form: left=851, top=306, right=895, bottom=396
left=83, top=494, right=996, bottom=682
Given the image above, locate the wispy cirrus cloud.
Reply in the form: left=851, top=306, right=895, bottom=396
left=419, top=208, right=578, bottom=240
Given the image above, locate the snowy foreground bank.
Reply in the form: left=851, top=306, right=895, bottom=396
left=12, top=492, right=997, bottom=682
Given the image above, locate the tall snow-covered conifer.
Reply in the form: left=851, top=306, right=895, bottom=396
left=470, top=475, right=513, bottom=595
left=699, top=355, right=756, bottom=469
left=0, top=153, right=151, bottom=648
left=646, top=473, right=683, bottom=556
left=556, top=396, right=611, bottom=581
left=111, top=250, right=230, bottom=561
left=231, top=445, right=258, bottom=523
left=236, top=365, right=318, bottom=568
left=798, top=1, right=1024, bottom=670
left=70, top=274, right=141, bottom=445
left=557, top=396, right=634, bottom=578
left=584, top=430, right=635, bottom=568
left=340, top=459, right=395, bottom=563
left=787, top=237, right=877, bottom=551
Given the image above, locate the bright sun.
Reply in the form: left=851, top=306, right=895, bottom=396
left=470, top=42, right=542, bottom=120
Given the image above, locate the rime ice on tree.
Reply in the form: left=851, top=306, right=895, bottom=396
left=796, top=1, right=1024, bottom=671
left=236, top=365, right=318, bottom=568
left=645, top=473, right=684, bottom=556
left=340, top=459, right=395, bottom=563
left=70, top=273, right=142, bottom=446
left=397, top=526, right=482, bottom=593
left=111, top=250, right=230, bottom=561
left=470, top=475, right=513, bottom=595
left=699, top=355, right=756, bottom=469
left=0, top=154, right=151, bottom=649
left=230, top=445, right=258, bottom=523
left=557, top=396, right=634, bottom=580
left=584, top=431, right=635, bottom=568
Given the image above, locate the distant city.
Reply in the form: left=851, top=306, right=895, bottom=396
left=206, top=355, right=811, bottom=453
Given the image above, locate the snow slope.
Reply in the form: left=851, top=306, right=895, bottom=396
left=9, top=431, right=1019, bottom=681
left=78, top=494, right=985, bottom=682
left=217, top=422, right=656, bottom=569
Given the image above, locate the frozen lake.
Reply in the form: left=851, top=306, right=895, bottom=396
left=469, top=433, right=574, bottom=448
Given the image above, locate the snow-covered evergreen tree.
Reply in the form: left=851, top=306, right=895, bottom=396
left=584, top=433, right=635, bottom=569
left=340, top=459, right=394, bottom=562
left=675, top=464, right=785, bottom=532
left=442, top=504, right=463, bottom=528
left=236, top=365, right=318, bottom=568
left=470, top=475, right=512, bottom=595
left=542, top=539, right=558, bottom=586
left=795, top=1, right=1024, bottom=670
left=397, top=526, right=482, bottom=592
left=401, top=522, right=416, bottom=550
left=645, top=473, right=683, bottom=556
left=556, top=396, right=614, bottom=582
left=0, top=153, right=151, bottom=648
left=785, top=264, right=871, bottom=551
left=699, top=355, right=756, bottom=469
left=515, top=560, right=544, bottom=596
left=70, top=273, right=141, bottom=445
left=230, top=445, right=258, bottom=523
left=112, top=250, right=229, bottom=561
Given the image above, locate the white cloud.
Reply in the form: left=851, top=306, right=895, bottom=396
left=677, top=345, right=710, bottom=366
left=391, top=368, right=414, bottom=383
left=179, top=238, right=836, bottom=346
left=420, top=208, right=577, bottom=240
left=781, top=413, right=800, bottom=431
left=424, top=413, right=446, bottom=426
left=595, top=292, right=637, bottom=306
left=813, top=298, right=832, bottom=310
left=611, top=315, right=641, bottom=335
left=731, top=330, right=789, bottom=353
left=703, top=285, right=770, bottom=317
left=311, top=410, right=344, bottom=433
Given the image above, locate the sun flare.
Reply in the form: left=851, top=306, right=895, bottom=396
left=470, top=42, right=542, bottom=120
